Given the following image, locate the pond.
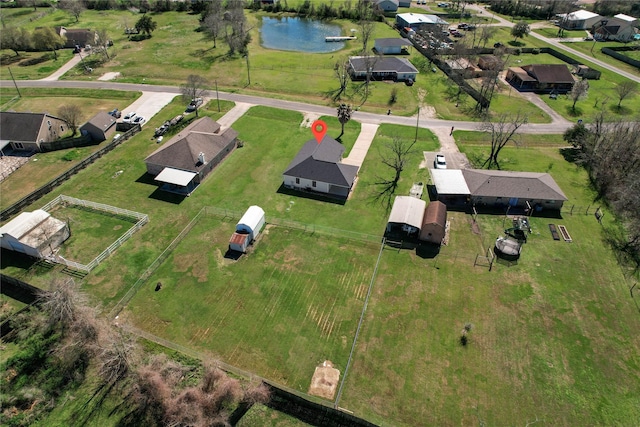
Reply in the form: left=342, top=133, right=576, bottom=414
left=260, top=17, right=346, bottom=53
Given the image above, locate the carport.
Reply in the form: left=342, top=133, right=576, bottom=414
left=154, top=167, right=198, bottom=195
left=430, top=169, right=470, bottom=206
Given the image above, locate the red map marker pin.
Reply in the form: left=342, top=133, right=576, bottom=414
left=311, top=120, right=327, bottom=144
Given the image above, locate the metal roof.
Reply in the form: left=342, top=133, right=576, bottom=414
left=0, top=209, right=50, bottom=240
left=388, top=196, right=426, bottom=229
left=237, top=206, right=265, bottom=233
left=154, top=168, right=197, bottom=186
left=396, top=13, right=448, bottom=26
left=431, top=169, right=470, bottom=195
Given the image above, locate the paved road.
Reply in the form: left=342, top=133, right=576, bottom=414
left=1, top=79, right=574, bottom=135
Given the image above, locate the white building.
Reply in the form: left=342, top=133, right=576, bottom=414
left=0, top=210, right=70, bottom=258
left=557, top=10, right=601, bottom=30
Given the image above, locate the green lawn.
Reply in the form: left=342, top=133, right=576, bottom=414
left=559, top=40, right=640, bottom=77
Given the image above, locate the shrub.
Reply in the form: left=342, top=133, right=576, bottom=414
left=532, top=48, right=541, bottom=55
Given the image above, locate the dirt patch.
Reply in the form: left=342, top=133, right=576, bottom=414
left=301, top=112, right=321, bottom=128
left=308, top=360, right=340, bottom=400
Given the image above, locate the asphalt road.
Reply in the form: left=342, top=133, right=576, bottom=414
left=0, top=79, right=575, bottom=135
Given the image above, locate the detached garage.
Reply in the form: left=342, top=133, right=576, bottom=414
left=420, top=201, right=447, bottom=244
left=229, top=206, right=265, bottom=253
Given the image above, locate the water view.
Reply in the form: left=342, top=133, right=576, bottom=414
left=260, top=16, right=345, bottom=53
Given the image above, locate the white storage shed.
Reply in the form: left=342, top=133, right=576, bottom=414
left=228, top=206, right=265, bottom=253
left=0, top=209, right=70, bottom=258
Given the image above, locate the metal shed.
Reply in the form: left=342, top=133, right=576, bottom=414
left=419, top=201, right=447, bottom=244
left=0, top=209, right=69, bottom=258
left=229, top=206, right=265, bottom=253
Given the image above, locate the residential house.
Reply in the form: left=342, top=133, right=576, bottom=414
left=593, top=14, right=639, bottom=42
left=282, top=135, right=359, bottom=200
left=0, top=209, right=70, bottom=259
left=0, top=112, right=68, bottom=152
left=55, top=27, right=98, bottom=48
left=144, top=117, right=237, bottom=195
left=80, top=111, right=117, bottom=142
left=506, top=64, right=575, bottom=93
left=374, top=38, right=413, bottom=55
left=374, top=0, right=399, bottom=12
left=556, top=10, right=601, bottom=30
left=348, top=56, right=419, bottom=82
left=430, top=169, right=568, bottom=211
left=396, top=13, right=449, bottom=33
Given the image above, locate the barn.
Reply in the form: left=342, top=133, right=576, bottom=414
left=229, top=206, right=266, bottom=253
left=0, top=209, right=70, bottom=258
left=420, top=201, right=447, bottom=244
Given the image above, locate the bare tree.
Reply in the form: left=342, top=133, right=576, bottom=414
left=59, top=0, right=85, bottom=23
left=479, top=112, right=528, bottom=169
left=478, top=25, right=496, bottom=49
left=95, top=28, right=111, bottom=60
left=570, top=79, right=589, bottom=112
left=224, top=0, right=251, bottom=55
left=357, top=1, right=375, bottom=54
left=328, top=58, right=350, bottom=102
left=58, top=104, right=82, bottom=136
left=181, top=74, right=209, bottom=117
left=202, top=0, right=224, bottom=49
left=373, top=136, right=417, bottom=210
left=614, top=81, right=638, bottom=110
left=336, top=103, right=352, bottom=140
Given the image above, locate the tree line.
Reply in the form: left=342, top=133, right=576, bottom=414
left=1, top=279, right=270, bottom=426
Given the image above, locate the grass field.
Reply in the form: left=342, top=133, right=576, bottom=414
left=123, top=218, right=380, bottom=391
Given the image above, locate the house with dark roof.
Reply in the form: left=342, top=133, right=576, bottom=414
left=0, top=112, right=68, bottom=153
left=506, top=64, right=575, bottom=93
left=374, top=0, right=399, bottom=12
left=80, top=112, right=116, bottom=142
left=429, top=169, right=568, bottom=211
left=55, top=27, right=98, bottom=48
left=593, top=14, right=639, bottom=42
left=374, top=38, right=412, bottom=55
left=462, top=169, right=568, bottom=211
left=282, top=136, right=359, bottom=200
left=144, top=117, right=237, bottom=195
left=348, top=56, right=419, bottom=82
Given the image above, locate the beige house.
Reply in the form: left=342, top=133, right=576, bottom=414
left=80, top=112, right=117, bottom=142
left=0, top=112, right=68, bottom=152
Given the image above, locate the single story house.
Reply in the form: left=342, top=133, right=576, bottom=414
left=396, top=13, right=449, bottom=32
left=593, top=14, right=639, bottom=42
left=374, top=0, right=399, bottom=12
left=506, top=64, right=575, bottom=93
left=282, top=135, right=359, bottom=200
left=348, top=56, right=419, bottom=82
left=386, top=196, right=426, bottom=239
left=0, top=209, right=70, bottom=259
left=0, top=112, right=68, bottom=152
left=80, top=111, right=117, bottom=142
left=420, top=201, right=447, bottom=244
left=430, top=169, right=568, bottom=211
left=374, top=38, right=412, bottom=55
left=144, top=117, right=237, bottom=195
left=55, top=27, right=98, bottom=48
left=556, top=10, right=601, bottom=30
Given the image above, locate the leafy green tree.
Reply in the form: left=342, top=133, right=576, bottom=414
left=135, top=14, right=158, bottom=37
left=511, top=21, right=530, bottom=43
left=0, top=26, right=32, bottom=56
left=32, top=27, right=66, bottom=60
left=563, top=122, right=589, bottom=150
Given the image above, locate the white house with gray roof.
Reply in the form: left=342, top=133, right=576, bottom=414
left=282, top=136, right=359, bottom=200
left=348, top=56, right=419, bottom=82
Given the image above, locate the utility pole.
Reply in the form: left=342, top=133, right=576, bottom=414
left=215, top=80, right=221, bottom=112
left=245, top=53, right=251, bottom=86
left=8, top=67, right=21, bottom=97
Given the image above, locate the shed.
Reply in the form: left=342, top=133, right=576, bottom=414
left=80, top=111, right=117, bottom=142
left=0, top=209, right=69, bottom=258
left=229, top=206, right=265, bottom=252
left=419, top=201, right=447, bottom=244
left=236, top=206, right=265, bottom=241
left=386, top=196, right=426, bottom=239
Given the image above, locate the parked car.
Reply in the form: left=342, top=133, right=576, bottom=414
left=434, top=154, right=447, bottom=169
left=154, top=121, right=171, bottom=137
left=437, top=2, right=450, bottom=7
left=170, top=114, right=184, bottom=127
left=494, top=42, right=504, bottom=48
left=458, top=23, right=469, bottom=30
left=122, top=111, right=137, bottom=123
left=584, top=36, right=594, bottom=41
left=186, top=97, right=203, bottom=112
left=132, top=116, right=146, bottom=126
left=109, top=108, right=121, bottom=118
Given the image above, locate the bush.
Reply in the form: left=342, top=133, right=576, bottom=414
left=532, top=48, right=541, bottom=55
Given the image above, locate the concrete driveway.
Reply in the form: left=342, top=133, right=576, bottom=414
left=423, top=151, right=471, bottom=171
left=120, top=91, right=177, bottom=126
